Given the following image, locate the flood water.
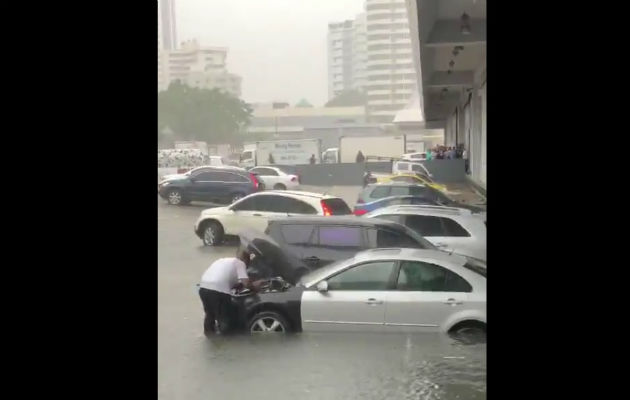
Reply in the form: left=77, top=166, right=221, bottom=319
left=158, top=199, right=486, bottom=400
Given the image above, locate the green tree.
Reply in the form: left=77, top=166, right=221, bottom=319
left=158, top=81, right=252, bottom=144
left=325, top=89, right=366, bottom=107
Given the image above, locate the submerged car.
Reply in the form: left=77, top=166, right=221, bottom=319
left=224, top=246, right=487, bottom=337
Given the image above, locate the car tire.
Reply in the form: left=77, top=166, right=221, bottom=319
left=248, top=311, right=289, bottom=334
left=230, top=193, right=245, bottom=203
left=273, top=183, right=286, bottom=190
left=201, top=221, right=224, bottom=246
left=449, top=321, right=486, bottom=343
left=166, top=189, right=184, bottom=205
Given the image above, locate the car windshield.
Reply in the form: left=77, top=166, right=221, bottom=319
left=401, top=227, right=437, bottom=250
left=298, top=257, right=354, bottom=288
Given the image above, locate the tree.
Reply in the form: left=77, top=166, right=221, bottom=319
left=295, top=98, right=313, bottom=108
left=158, top=81, right=252, bottom=144
left=325, top=89, right=366, bottom=107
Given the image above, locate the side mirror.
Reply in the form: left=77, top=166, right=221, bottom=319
left=316, top=280, right=328, bottom=293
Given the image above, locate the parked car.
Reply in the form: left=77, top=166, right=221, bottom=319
left=239, top=216, right=436, bottom=277
left=392, top=160, right=432, bottom=177
left=401, top=152, right=427, bottom=162
left=158, top=166, right=262, bottom=205
left=365, top=205, right=486, bottom=261
left=194, top=191, right=352, bottom=246
left=221, top=246, right=486, bottom=338
left=377, top=173, right=448, bottom=192
left=357, top=183, right=485, bottom=214
left=354, top=195, right=440, bottom=216
left=249, top=166, right=300, bottom=190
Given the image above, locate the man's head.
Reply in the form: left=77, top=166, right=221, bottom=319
left=237, top=248, right=252, bottom=267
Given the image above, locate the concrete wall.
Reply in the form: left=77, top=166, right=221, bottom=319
left=283, top=159, right=465, bottom=186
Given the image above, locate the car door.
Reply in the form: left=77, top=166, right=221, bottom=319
left=188, top=171, right=222, bottom=201
left=223, top=195, right=265, bottom=234
left=309, top=225, right=364, bottom=267
left=301, top=260, right=398, bottom=332
left=227, top=194, right=286, bottom=233
left=385, top=260, right=472, bottom=332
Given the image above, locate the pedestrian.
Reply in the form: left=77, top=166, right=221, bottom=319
left=198, top=250, right=259, bottom=336
left=426, top=148, right=433, bottom=161
left=269, top=153, right=275, bottom=164
left=309, top=154, right=316, bottom=164
left=463, top=148, right=469, bottom=174
left=356, top=150, right=365, bottom=163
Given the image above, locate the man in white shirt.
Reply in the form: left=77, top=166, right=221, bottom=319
left=198, top=250, right=257, bottom=335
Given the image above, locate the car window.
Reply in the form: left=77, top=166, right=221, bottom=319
left=193, top=172, right=215, bottom=181
left=442, top=218, right=471, bottom=237
left=231, top=196, right=259, bottom=211
left=252, top=167, right=278, bottom=176
left=396, top=261, right=472, bottom=292
left=366, top=228, right=422, bottom=248
left=327, top=261, right=396, bottom=291
left=390, top=186, right=411, bottom=196
left=282, top=197, right=318, bottom=214
left=318, top=226, right=362, bottom=248
left=280, top=224, right=316, bottom=245
left=255, top=195, right=287, bottom=212
left=370, top=186, right=391, bottom=199
left=397, top=162, right=409, bottom=171
left=409, top=186, right=432, bottom=197
left=405, top=215, right=447, bottom=236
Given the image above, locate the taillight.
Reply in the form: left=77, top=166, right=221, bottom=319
left=321, top=200, right=332, bottom=216
left=354, top=208, right=367, bottom=216
left=249, top=173, right=259, bottom=189
left=290, top=175, right=297, bottom=182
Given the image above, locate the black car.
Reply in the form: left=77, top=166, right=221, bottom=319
left=358, top=183, right=485, bottom=213
left=158, top=166, right=263, bottom=205
left=238, top=216, right=437, bottom=280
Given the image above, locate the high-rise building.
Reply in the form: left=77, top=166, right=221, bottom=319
left=158, top=40, right=242, bottom=97
left=327, top=20, right=356, bottom=100
left=365, top=0, right=417, bottom=122
left=352, top=13, right=368, bottom=91
left=159, top=0, right=177, bottom=51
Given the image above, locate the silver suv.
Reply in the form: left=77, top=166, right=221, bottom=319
left=365, top=205, right=486, bottom=261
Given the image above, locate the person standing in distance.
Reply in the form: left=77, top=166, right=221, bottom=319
left=198, top=250, right=257, bottom=336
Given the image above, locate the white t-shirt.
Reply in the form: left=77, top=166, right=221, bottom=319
left=200, top=258, right=249, bottom=294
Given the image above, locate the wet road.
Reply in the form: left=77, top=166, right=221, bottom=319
left=158, top=195, right=486, bottom=400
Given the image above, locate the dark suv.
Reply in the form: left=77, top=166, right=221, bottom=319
left=239, top=216, right=437, bottom=281
left=158, top=166, right=262, bottom=205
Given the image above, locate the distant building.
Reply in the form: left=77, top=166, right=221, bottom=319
left=158, top=40, right=242, bottom=97
left=158, top=0, right=177, bottom=51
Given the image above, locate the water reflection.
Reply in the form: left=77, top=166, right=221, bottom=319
left=161, top=332, right=485, bottom=400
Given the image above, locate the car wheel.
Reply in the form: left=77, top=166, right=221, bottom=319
left=273, top=183, right=286, bottom=190
left=231, top=193, right=244, bottom=203
left=248, top=311, right=289, bottom=334
left=202, top=221, right=224, bottom=246
left=167, top=189, right=184, bottom=205
left=449, top=321, right=486, bottom=343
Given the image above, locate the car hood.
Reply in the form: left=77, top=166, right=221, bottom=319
left=238, top=229, right=307, bottom=285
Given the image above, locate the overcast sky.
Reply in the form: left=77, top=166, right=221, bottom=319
left=176, top=0, right=364, bottom=106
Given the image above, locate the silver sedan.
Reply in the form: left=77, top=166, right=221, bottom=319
left=298, top=248, right=486, bottom=336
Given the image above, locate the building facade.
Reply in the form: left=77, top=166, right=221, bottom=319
left=365, top=0, right=418, bottom=123
left=158, top=40, right=242, bottom=97
left=327, top=20, right=356, bottom=99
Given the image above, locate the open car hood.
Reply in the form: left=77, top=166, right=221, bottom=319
left=238, top=229, right=307, bottom=285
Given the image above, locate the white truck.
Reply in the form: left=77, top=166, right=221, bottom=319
left=240, top=139, right=321, bottom=167
left=338, top=134, right=406, bottom=163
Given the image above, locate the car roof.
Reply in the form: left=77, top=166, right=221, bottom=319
left=367, top=204, right=475, bottom=217
left=268, top=215, right=403, bottom=228
left=368, top=182, right=427, bottom=188
left=354, top=248, right=467, bottom=266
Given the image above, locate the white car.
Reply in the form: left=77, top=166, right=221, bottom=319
left=365, top=205, right=486, bottom=261
left=392, top=160, right=432, bottom=178
left=194, top=191, right=352, bottom=246
left=402, top=152, right=427, bottom=162
left=249, top=166, right=300, bottom=190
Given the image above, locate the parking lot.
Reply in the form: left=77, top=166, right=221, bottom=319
left=158, top=186, right=486, bottom=400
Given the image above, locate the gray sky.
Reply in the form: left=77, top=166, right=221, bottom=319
left=177, top=0, right=364, bottom=106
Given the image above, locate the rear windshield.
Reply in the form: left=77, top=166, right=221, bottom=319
left=322, top=198, right=352, bottom=215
